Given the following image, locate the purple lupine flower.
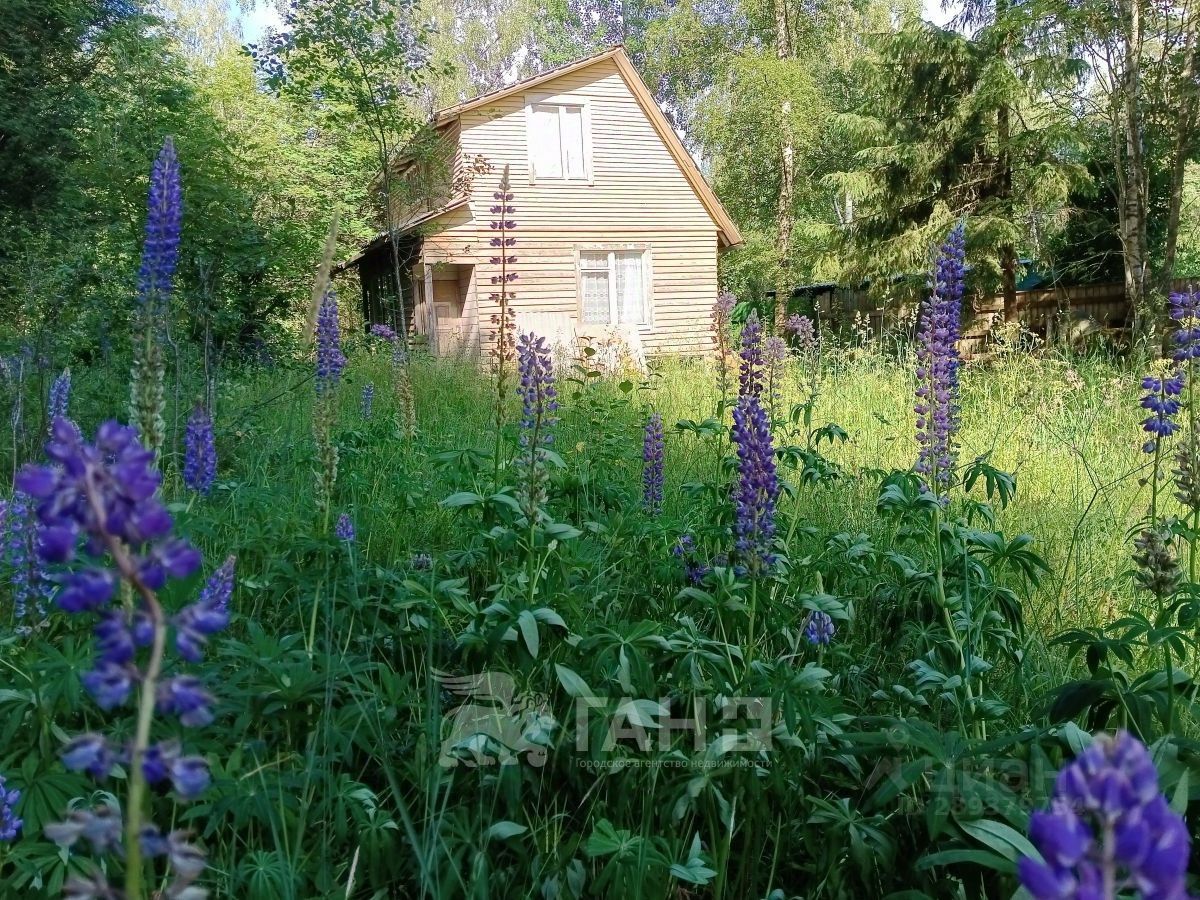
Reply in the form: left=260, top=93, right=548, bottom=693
left=488, top=182, right=518, bottom=287
left=61, top=734, right=115, bottom=780
left=516, top=333, right=558, bottom=442
left=672, top=534, right=696, bottom=558
left=361, top=382, right=375, bottom=419
left=671, top=535, right=712, bottom=584
left=335, top=513, right=355, bottom=542
left=765, top=336, right=787, bottom=364
left=713, top=291, right=736, bottom=327
left=17, top=421, right=217, bottom=795
left=784, top=314, right=817, bottom=351
left=731, top=393, right=779, bottom=574
left=370, top=323, right=397, bottom=342
left=914, top=223, right=966, bottom=493
left=48, top=369, right=71, bottom=434
left=515, top=332, right=557, bottom=520
left=0, top=773, right=21, bottom=842
left=804, top=611, right=835, bottom=645
left=765, top=335, right=786, bottom=412
left=1019, top=731, right=1190, bottom=900
left=642, top=413, right=664, bottom=515
left=1169, top=288, right=1200, bottom=362
left=1139, top=371, right=1185, bottom=454
left=738, top=310, right=766, bottom=402
left=156, top=675, right=215, bottom=727
left=315, top=290, right=346, bottom=394
left=137, top=137, right=183, bottom=310
left=173, top=556, right=234, bottom=663
left=7, top=491, right=34, bottom=623
left=183, top=404, right=216, bottom=495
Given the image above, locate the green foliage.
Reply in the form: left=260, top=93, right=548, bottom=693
left=825, top=15, right=1088, bottom=294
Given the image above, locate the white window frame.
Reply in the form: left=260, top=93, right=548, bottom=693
left=574, top=245, right=654, bottom=327
left=524, top=93, right=593, bottom=184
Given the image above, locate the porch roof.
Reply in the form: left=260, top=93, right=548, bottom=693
left=332, top=197, right=470, bottom=273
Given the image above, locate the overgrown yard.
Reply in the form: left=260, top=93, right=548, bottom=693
left=3, top=326, right=1185, bottom=898
left=6, top=0, right=1200, bottom=895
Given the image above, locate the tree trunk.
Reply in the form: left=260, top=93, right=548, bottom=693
left=1161, top=27, right=1199, bottom=294
left=773, top=0, right=795, bottom=333
left=997, top=101, right=1018, bottom=323
left=1117, top=0, right=1154, bottom=349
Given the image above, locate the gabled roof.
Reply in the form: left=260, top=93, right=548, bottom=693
left=433, top=47, right=743, bottom=248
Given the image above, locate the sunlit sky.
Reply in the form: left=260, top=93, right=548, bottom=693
left=228, top=0, right=961, bottom=46
left=227, top=1, right=282, bottom=43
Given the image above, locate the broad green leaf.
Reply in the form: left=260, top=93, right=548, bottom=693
left=555, top=664, right=595, bottom=699
left=958, top=818, right=1038, bottom=863
left=518, top=609, right=540, bottom=658
left=486, top=821, right=528, bottom=841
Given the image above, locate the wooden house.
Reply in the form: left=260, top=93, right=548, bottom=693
left=338, top=46, right=743, bottom=357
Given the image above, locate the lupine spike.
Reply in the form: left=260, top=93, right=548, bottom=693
left=315, top=291, right=346, bottom=395
left=804, top=611, right=835, bottom=645
left=784, top=314, right=816, bottom=351
left=313, top=291, right=345, bottom=513
left=731, top=314, right=779, bottom=575
left=1138, top=371, right=1185, bottom=454
left=514, top=332, right=557, bottom=522
left=361, top=382, right=375, bottom=420
left=137, top=138, right=183, bottom=311
left=489, top=167, right=518, bottom=439
left=1168, top=288, right=1200, bottom=363
left=0, top=773, right=21, bottom=842
left=914, top=223, right=966, bottom=494
left=1019, top=731, right=1190, bottom=899
left=183, top=404, right=216, bottom=495
left=731, top=394, right=778, bottom=574
left=642, top=413, right=664, bottom=515
left=20, top=418, right=219, bottom=896
left=712, top=291, right=737, bottom=403
left=738, top=310, right=765, bottom=402
left=130, top=137, right=183, bottom=458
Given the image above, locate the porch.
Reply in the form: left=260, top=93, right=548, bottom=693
left=340, top=233, right=479, bottom=357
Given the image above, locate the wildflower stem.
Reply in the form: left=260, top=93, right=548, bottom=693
left=932, top=505, right=977, bottom=738
left=82, top=475, right=164, bottom=900
left=745, top=579, right=758, bottom=673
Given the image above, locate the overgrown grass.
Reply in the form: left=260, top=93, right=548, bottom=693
left=2, top=339, right=1185, bottom=899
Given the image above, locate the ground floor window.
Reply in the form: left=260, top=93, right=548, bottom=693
left=578, top=249, right=649, bottom=326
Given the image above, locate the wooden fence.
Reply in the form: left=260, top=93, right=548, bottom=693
left=805, top=278, right=1198, bottom=356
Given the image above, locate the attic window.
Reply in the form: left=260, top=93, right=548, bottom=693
left=527, top=102, right=589, bottom=182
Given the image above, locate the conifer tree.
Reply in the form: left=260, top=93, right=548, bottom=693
left=827, top=10, right=1084, bottom=320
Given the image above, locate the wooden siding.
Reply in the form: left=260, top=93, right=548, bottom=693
left=430, top=56, right=721, bottom=356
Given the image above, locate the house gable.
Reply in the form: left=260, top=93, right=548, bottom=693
left=436, top=48, right=742, bottom=247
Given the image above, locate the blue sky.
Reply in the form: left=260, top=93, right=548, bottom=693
left=226, top=1, right=283, bottom=43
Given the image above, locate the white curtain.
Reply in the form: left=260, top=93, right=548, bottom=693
left=615, top=252, right=644, bottom=324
